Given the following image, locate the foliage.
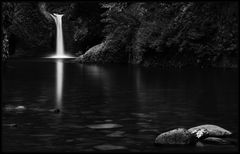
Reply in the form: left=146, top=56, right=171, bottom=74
left=67, top=2, right=105, bottom=53
left=2, top=30, right=9, bottom=62
left=88, top=1, right=238, bottom=67
left=2, top=2, right=55, bottom=58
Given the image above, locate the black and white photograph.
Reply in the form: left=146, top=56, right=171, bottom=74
left=1, top=1, right=239, bottom=153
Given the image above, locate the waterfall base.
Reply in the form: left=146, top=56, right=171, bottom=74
left=47, top=54, right=75, bottom=59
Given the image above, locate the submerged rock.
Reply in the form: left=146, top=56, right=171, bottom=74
left=4, top=105, right=15, bottom=111
left=49, top=108, right=60, bottom=113
left=5, top=105, right=26, bottom=111
left=3, top=123, right=17, bottom=127
left=195, top=141, right=204, bottom=147
left=188, top=124, right=232, bottom=137
left=106, top=131, right=125, bottom=137
left=202, top=137, right=232, bottom=145
left=15, top=106, right=26, bottom=110
left=155, top=128, right=194, bottom=145
left=94, top=144, right=126, bottom=151
left=87, top=123, right=122, bottom=129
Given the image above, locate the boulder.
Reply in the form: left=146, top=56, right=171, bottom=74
left=190, top=128, right=209, bottom=140
left=75, top=42, right=105, bottom=63
left=188, top=124, right=232, bottom=137
left=155, top=128, right=194, bottom=145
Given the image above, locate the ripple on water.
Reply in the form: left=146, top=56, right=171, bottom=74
left=64, top=124, right=84, bottom=129
left=87, top=123, right=123, bottom=129
left=106, top=131, right=125, bottom=137
left=37, top=98, right=48, bottom=102
left=94, top=144, right=127, bottom=151
left=30, top=134, right=56, bottom=137
left=138, top=129, right=159, bottom=133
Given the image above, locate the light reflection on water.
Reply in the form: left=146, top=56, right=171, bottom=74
left=56, top=60, right=63, bottom=110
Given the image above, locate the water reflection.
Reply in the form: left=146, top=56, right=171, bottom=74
left=2, top=61, right=238, bottom=152
left=56, top=59, right=63, bottom=110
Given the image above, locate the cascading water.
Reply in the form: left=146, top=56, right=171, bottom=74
left=48, top=13, right=73, bottom=58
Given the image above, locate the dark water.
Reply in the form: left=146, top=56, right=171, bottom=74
left=2, top=59, right=239, bottom=152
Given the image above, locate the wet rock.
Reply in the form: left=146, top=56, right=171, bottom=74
left=3, top=123, right=17, bottom=127
left=87, top=123, right=122, bottom=129
left=66, top=139, right=74, bottom=143
left=155, top=128, right=194, bottom=145
left=94, top=144, right=127, bottom=151
left=188, top=124, right=232, bottom=137
left=104, top=119, right=113, bottom=122
left=195, top=142, right=204, bottom=147
left=106, top=131, right=125, bottom=137
left=190, top=128, right=209, bottom=140
left=202, top=137, right=232, bottom=145
left=4, top=105, right=26, bottom=111
left=4, top=105, right=15, bottom=111
left=49, top=108, right=60, bottom=113
left=75, top=42, right=105, bottom=63
left=15, top=106, right=26, bottom=111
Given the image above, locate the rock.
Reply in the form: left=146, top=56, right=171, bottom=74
left=4, top=105, right=16, bottom=111
left=4, top=105, right=26, bottom=111
left=66, top=139, right=74, bottom=143
left=106, top=131, right=125, bottom=137
left=3, top=123, right=17, bottom=127
left=75, top=42, right=105, bottom=63
left=190, top=128, right=209, bottom=140
left=15, top=106, right=26, bottom=110
left=188, top=124, right=232, bottom=137
left=195, top=141, right=204, bottom=147
left=87, top=123, right=122, bottom=129
left=49, top=108, right=60, bottom=113
left=202, top=137, right=232, bottom=145
left=104, top=119, right=113, bottom=122
left=94, top=144, right=126, bottom=151
left=155, top=128, right=194, bottom=145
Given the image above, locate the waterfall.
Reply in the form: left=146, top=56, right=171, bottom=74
left=52, top=14, right=64, bottom=56
left=48, top=13, right=73, bottom=58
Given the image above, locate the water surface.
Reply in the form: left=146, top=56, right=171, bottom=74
left=2, top=59, right=238, bottom=152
